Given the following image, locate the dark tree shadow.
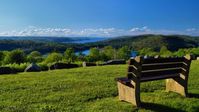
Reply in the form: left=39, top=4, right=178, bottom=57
left=140, top=102, right=186, bottom=112
left=188, top=93, right=199, bottom=98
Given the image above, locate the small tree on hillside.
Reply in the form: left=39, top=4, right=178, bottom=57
left=139, top=48, right=151, bottom=56
left=174, top=49, right=186, bottom=57
left=27, top=51, right=43, bottom=63
left=45, top=52, right=63, bottom=64
left=87, top=48, right=101, bottom=62
left=4, top=49, right=26, bottom=64
left=102, top=46, right=115, bottom=60
left=117, top=46, right=131, bottom=60
left=139, top=48, right=159, bottom=56
left=76, top=51, right=86, bottom=61
left=0, top=51, right=5, bottom=65
left=64, top=48, right=76, bottom=63
left=190, top=48, right=199, bottom=55
left=159, top=46, right=173, bottom=57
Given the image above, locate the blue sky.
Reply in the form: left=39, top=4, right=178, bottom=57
left=0, top=0, right=199, bottom=37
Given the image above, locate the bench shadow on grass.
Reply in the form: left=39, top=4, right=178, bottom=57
left=140, top=102, right=186, bottom=112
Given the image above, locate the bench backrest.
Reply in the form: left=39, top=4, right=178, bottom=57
left=127, top=55, right=192, bottom=82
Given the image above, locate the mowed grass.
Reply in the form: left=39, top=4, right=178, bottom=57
left=0, top=61, right=199, bottom=112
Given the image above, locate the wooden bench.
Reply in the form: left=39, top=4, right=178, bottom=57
left=116, top=55, right=192, bottom=107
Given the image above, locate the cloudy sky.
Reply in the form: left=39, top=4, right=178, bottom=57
left=0, top=0, right=199, bottom=37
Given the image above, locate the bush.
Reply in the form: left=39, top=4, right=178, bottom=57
left=102, top=46, right=115, bottom=60
left=49, top=62, right=79, bottom=70
left=44, top=52, right=63, bottom=64
left=64, top=48, right=76, bottom=63
left=4, top=49, right=26, bottom=64
left=174, top=49, right=186, bottom=57
left=27, top=51, right=43, bottom=63
left=87, top=48, right=101, bottom=62
left=139, top=48, right=158, bottom=56
left=38, top=63, right=49, bottom=71
left=5, top=63, right=30, bottom=72
left=0, top=67, right=13, bottom=74
left=0, top=51, right=6, bottom=66
left=117, top=46, right=131, bottom=60
left=159, top=46, right=173, bottom=57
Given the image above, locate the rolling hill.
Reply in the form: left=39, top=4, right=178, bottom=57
left=0, top=62, right=198, bottom=111
left=87, top=34, right=199, bottom=51
left=0, top=35, right=198, bottom=53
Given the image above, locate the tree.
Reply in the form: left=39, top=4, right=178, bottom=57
left=139, top=48, right=152, bottom=56
left=76, top=51, right=86, bottom=61
left=139, top=48, right=158, bottom=56
left=87, top=48, right=101, bottom=62
left=4, top=49, right=26, bottom=64
left=117, top=46, right=131, bottom=60
left=27, top=51, right=43, bottom=63
left=174, top=49, right=186, bottom=57
left=159, top=46, right=173, bottom=57
left=102, top=46, right=115, bottom=60
left=190, top=48, right=199, bottom=55
left=0, top=51, right=5, bottom=65
left=100, top=52, right=109, bottom=61
left=45, top=52, right=63, bottom=64
left=64, top=48, right=76, bottom=63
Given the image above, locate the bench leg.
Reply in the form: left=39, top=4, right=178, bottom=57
left=166, top=77, right=188, bottom=97
left=117, top=81, right=141, bottom=107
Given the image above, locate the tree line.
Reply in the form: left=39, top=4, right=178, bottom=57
left=0, top=46, right=131, bottom=66
left=1, top=46, right=199, bottom=67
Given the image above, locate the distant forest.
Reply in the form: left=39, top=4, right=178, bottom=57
left=0, top=34, right=199, bottom=54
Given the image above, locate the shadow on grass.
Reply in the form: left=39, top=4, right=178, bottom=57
left=141, top=102, right=186, bottom=112
left=188, top=93, right=199, bottom=98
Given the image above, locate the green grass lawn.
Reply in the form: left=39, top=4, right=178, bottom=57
left=0, top=61, right=199, bottom=112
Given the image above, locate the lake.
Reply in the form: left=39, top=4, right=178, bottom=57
left=76, top=49, right=138, bottom=57
left=65, top=37, right=107, bottom=44
left=72, top=38, right=138, bottom=57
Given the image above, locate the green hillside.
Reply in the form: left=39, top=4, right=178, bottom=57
left=0, top=35, right=198, bottom=54
left=0, top=40, right=81, bottom=54
left=0, top=61, right=199, bottom=111
left=88, top=35, right=199, bottom=51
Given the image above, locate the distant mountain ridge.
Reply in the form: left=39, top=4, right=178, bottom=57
left=87, top=34, right=199, bottom=51
left=0, top=36, right=105, bottom=43
left=0, top=35, right=198, bottom=53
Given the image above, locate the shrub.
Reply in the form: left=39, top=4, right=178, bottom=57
left=64, top=48, right=76, bottom=63
left=44, top=52, right=63, bottom=64
left=27, top=51, right=43, bottom=63
left=139, top=48, right=158, bottom=56
left=87, top=48, right=101, bottom=62
left=174, top=49, right=186, bottom=57
left=159, top=46, right=173, bottom=57
left=5, top=63, right=30, bottom=72
left=0, top=67, right=13, bottom=74
left=38, top=63, right=49, bottom=71
left=102, top=46, right=115, bottom=60
left=49, top=62, right=79, bottom=70
left=117, top=46, right=131, bottom=60
left=4, top=49, right=26, bottom=64
left=0, top=51, right=6, bottom=66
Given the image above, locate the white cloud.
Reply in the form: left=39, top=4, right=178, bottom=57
left=186, top=28, right=196, bottom=32
left=0, top=26, right=198, bottom=37
left=184, top=28, right=199, bottom=36
left=130, top=26, right=150, bottom=32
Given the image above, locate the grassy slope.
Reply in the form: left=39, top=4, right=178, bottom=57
left=0, top=61, right=199, bottom=112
